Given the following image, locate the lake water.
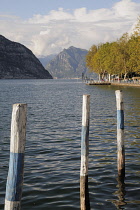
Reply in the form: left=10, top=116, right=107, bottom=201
left=0, top=79, right=140, bottom=209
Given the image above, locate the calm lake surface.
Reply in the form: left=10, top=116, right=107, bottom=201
left=0, top=79, right=140, bottom=209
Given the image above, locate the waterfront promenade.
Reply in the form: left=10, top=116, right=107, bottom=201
left=85, top=80, right=140, bottom=87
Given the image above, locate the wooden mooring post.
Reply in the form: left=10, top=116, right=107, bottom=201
left=80, top=95, right=90, bottom=210
left=5, top=104, right=27, bottom=210
left=115, top=90, right=125, bottom=178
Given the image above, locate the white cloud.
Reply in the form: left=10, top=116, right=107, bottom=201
left=0, top=0, right=140, bottom=56
left=113, top=0, right=140, bottom=18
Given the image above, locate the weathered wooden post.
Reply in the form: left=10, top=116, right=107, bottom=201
left=116, top=176, right=126, bottom=207
left=5, top=104, right=27, bottom=210
left=115, top=90, right=125, bottom=178
left=80, top=95, right=90, bottom=210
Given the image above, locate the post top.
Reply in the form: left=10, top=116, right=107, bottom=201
left=13, top=103, right=27, bottom=106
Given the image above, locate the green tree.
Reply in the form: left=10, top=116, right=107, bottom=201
left=85, top=16, right=140, bottom=79
left=132, top=16, right=140, bottom=36
left=105, top=42, right=123, bottom=76
left=86, top=45, right=98, bottom=72
left=93, top=42, right=112, bottom=79
left=117, top=33, right=130, bottom=78
left=127, top=34, right=140, bottom=75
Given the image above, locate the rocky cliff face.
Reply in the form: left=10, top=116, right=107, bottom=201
left=46, top=46, right=88, bottom=79
left=0, top=35, right=53, bottom=79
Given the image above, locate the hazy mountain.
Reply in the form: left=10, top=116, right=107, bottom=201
left=46, top=46, right=90, bottom=79
left=38, top=54, right=57, bottom=67
left=0, top=35, right=53, bottom=79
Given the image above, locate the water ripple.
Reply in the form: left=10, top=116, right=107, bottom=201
left=0, top=79, right=139, bottom=209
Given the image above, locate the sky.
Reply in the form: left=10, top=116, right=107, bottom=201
left=0, top=0, right=140, bottom=57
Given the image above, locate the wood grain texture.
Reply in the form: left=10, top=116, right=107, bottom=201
left=115, top=90, right=125, bottom=178
left=4, top=200, right=20, bottom=210
left=5, top=104, right=27, bottom=210
left=80, top=95, right=90, bottom=210
left=80, top=176, right=90, bottom=210
left=10, top=104, right=27, bottom=153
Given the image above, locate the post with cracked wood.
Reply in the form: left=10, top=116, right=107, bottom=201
left=5, top=103, right=27, bottom=210
left=115, top=90, right=125, bottom=178
left=80, top=95, right=90, bottom=210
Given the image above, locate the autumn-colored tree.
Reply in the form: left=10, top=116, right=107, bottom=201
left=128, top=16, right=140, bottom=75
left=86, top=16, right=140, bottom=78
left=132, top=16, right=140, bottom=36
left=86, top=45, right=98, bottom=72
left=105, top=42, right=123, bottom=76
left=127, top=34, right=140, bottom=75
left=117, top=33, right=130, bottom=78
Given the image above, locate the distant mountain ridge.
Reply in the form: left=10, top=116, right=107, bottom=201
left=46, top=46, right=89, bottom=79
left=38, top=54, right=57, bottom=67
left=0, top=35, right=52, bottom=79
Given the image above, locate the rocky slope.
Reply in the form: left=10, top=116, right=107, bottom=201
left=46, top=46, right=89, bottom=79
left=38, top=54, right=57, bottom=67
left=0, top=35, right=53, bottom=79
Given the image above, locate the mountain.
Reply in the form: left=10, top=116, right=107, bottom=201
left=45, top=46, right=89, bottom=79
left=38, top=54, right=57, bottom=67
left=0, top=35, right=53, bottom=79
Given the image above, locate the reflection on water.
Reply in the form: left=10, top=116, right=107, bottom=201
left=0, top=80, right=140, bottom=209
left=113, top=176, right=126, bottom=209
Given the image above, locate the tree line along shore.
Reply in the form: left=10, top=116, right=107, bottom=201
left=85, top=17, right=140, bottom=82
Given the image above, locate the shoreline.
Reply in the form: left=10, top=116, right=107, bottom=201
left=111, top=82, right=140, bottom=87
left=86, top=81, right=140, bottom=87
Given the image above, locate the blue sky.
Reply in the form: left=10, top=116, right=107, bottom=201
left=0, top=0, right=140, bottom=56
left=1, top=0, right=126, bottom=18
